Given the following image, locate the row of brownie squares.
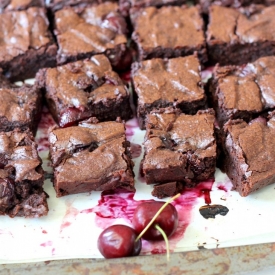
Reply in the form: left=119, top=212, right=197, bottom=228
left=1, top=2, right=275, bottom=82
left=1, top=52, right=275, bottom=218
left=2, top=0, right=274, bottom=13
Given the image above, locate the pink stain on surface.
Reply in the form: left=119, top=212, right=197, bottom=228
left=40, top=241, right=52, bottom=247
left=60, top=200, right=80, bottom=233
left=130, top=143, right=142, bottom=159
left=42, top=230, right=48, bottom=234
left=125, top=118, right=139, bottom=139
left=36, top=107, right=57, bottom=152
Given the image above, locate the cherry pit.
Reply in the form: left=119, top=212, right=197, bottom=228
left=97, top=193, right=180, bottom=259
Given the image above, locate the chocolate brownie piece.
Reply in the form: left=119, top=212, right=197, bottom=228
left=152, top=181, right=184, bottom=198
left=49, top=118, right=135, bottom=197
left=37, top=55, right=132, bottom=128
left=54, top=2, right=130, bottom=71
left=0, top=7, right=57, bottom=81
left=132, top=55, right=206, bottom=129
left=222, top=113, right=275, bottom=196
left=131, top=5, right=207, bottom=64
left=199, top=0, right=274, bottom=13
left=209, top=56, right=275, bottom=126
left=0, top=82, right=42, bottom=134
left=206, top=5, right=275, bottom=66
left=141, top=108, right=216, bottom=185
left=0, top=0, right=44, bottom=12
left=0, top=129, right=48, bottom=218
left=119, top=0, right=186, bottom=17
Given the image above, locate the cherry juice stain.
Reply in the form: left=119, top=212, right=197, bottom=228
left=35, top=107, right=57, bottom=152
left=60, top=200, right=80, bottom=233
left=81, top=179, right=215, bottom=255
left=40, top=241, right=52, bottom=247
left=125, top=118, right=139, bottom=139
left=130, top=143, right=142, bottom=159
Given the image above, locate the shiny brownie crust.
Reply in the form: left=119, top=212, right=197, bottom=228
left=0, top=7, right=57, bottom=81
left=37, top=55, right=132, bottom=128
left=130, top=5, right=207, bottom=64
left=209, top=56, right=275, bottom=126
left=132, top=55, right=206, bottom=129
left=0, top=82, right=42, bottom=134
left=141, top=108, right=216, bottom=185
left=0, top=129, right=48, bottom=218
left=49, top=118, right=135, bottom=197
left=53, top=2, right=130, bottom=71
left=222, top=113, right=275, bottom=196
left=206, top=5, right=275, bottom=66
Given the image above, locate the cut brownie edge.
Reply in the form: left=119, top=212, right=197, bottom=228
left=152, top=181, right=184, bottom=198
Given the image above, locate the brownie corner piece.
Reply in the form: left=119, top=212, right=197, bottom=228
left=142, top=108, right=216, bottom=185
left=54, top=2, right=129, bottom=70
left=0, top=7, right=57, bottom=81
left=131, top=5, right=207, bottom=63
left=0, top=82, right=42, bottom=134
left=132, top=55, right=206, bottom=129
left=0, top=129, right=48, bottom=218
left=222, top=114, right=275, bottom=196
left=206, top=5, right=275, bottom=65
left=38, top=54, right=132, bottom=128
left=49, top=118, right=135, bottom=197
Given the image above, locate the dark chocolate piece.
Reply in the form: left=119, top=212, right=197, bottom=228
left=199, top=204, right=229, bottom=219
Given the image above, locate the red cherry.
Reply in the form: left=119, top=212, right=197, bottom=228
left=132, top=201, right=178, bottom=241
left=97, top=224, right=141, bottom=259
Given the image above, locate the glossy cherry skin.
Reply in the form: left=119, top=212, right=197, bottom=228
left=132, top=202, right=178, bottom=241
left=97, top=224, right=142, bottom=259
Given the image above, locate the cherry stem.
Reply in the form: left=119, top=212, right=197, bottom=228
left=135, top=193, right=181, bottom=242
left=155, top=224, right=170, bottom=261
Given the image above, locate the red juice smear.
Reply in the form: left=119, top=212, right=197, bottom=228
left=60, top=201, right=79, bottom=233
left=40, top=241, right=52, bottom=247
left=130, top=143, right=142, bottom=159
left=125, top=118, right=139, bottom=140
left=42, top=230, right=48, bottom=234
left=217, top=185, right=228, bottom=192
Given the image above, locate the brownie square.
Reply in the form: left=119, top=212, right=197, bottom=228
left=119, top=0, right=186, bottom=17
left=0, top=0, right=44, bottom=12
left=0, top=82, right=42, bottom=134
left=222, top=114, right=275, bottom=196
left=37, top=55, right=132, bottom=128
left=132, top=55, right=206, bottom=129
left=0, top=7, right=57, bottom=81
left=206, top=5, right=275, bottom=66
left=49, top=118, right=135, bottom=197
left=131, top=5, right=207, bottom=64
left=53, top=2, right=130, bottom=71
left=141, top=108, right=216, bottom=185
left=209, top=56, right=275, bottom=126
left=0, top=129, right=48, bottom=218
